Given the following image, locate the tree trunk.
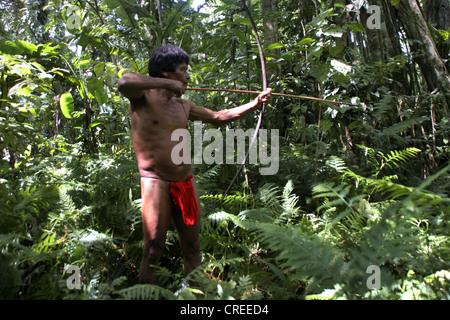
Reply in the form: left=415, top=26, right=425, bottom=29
left=361, top=0, right=411, bottom=94
left=422, top=0, right=450, bottom=73
left=262, top=0, right=279, bottom=80
left=423, top=0, right=450, bottom=31
left=361, top=0, right=403, bottom=61
left=396, top=0, right=450, bottom=102
left=262, top=0, right=278, bottom=46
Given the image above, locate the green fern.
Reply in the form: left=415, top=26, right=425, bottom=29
left=243, top=221, right=344, bottom=293
left=207, top=211, right=246, bottom=228
left=327, top=153, right=447, bottom=205
left=201, top=193, right=251, bottom=210
left=312, top=182, right=367, bottom=237
left=258, top=183, right=282, bottom=212
left=382, top=116, right=428, bottom=136
left=313, top=162, right=449, bottom=298
left=356, top=145, right=421, bottom=178
left=118, top=284, right=175, bottom=300
left=256, top=181, right=301, bottom=224
left=204, top=256, right=246, bottom=277
left=279, top=181, right=301, bottom=224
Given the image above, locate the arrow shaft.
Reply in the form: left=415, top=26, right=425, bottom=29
left=187, top=87, right=352, bottom=105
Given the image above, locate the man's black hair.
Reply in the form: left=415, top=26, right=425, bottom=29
left=148, top=44, right=189, bottom=78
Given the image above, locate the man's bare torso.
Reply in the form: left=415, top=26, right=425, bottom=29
left=129, top=89, right=191, bottom=182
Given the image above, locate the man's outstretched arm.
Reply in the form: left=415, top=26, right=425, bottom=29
left=187, top=89, right=272, bottom=125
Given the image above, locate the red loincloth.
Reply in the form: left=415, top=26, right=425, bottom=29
left=170, top=175, right=198, bottom=226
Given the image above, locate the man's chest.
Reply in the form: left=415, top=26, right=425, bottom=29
left=132, top=98, right=188, bottom=132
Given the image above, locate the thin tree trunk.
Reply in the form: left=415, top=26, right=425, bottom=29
left=262, top=0, right=279, bottom=80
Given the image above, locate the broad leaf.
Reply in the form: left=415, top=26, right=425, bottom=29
left=60, top=92, right=75, bottom=119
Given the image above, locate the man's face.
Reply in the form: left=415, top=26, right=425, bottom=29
left=163, top=62, right=190, bottom=89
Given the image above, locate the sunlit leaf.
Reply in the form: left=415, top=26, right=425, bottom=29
left=267, top=42, right=284, bottom=50
left=60, top=92, right=75, bottom=119
left=298, top=37, right=316, bottom=46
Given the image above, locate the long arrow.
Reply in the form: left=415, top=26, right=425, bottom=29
left=187, top=87, right=357, bottom=106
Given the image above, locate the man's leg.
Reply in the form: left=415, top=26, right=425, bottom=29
left=139, top=177, right=172, bottom=284
left=172, top=176, right=202, bottom=279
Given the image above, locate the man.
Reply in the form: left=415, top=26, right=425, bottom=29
left=118, top=44, right=271, bottom=284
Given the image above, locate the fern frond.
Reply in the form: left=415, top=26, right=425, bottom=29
left=13, top=185, right=60, bottom=215
left=381, top=147, right=421, bottom=171
left=368, top=179, right=415, bottom=200
left=278, top=180, right=300, bottom=224
left=205, top=257, right=245, bottom=273
left=201, top=193, right=251, bottom=208
left=326, top=156, right=348, bottom=172
left=382, top=117, right=428, bottom=136
left=373, top=92, right=395, bottom=121
left=258, top=183, right=281, bottom=209
left=356, top=145, right=380, bottom=169
left=207, top=211, right=246, bottom=228
left=238, top=208, right=274, bottom=223
left=313, top=182, right=353, bottom=212
left=118, top=284, right=175, bottom=300
left=243, top=221, right=344, bottom=292
left=355, top=145, right=422, bottom=178
left=252, top=181, right=301, bottom=224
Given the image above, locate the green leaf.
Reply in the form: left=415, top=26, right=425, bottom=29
left=267, top=42, right=284, bottom=50
left=389, top=0, right=400, bottom=6
left=347, top=22, right=365, bottom=32
left=87, top=78, right=108, bottom=105
left=234, top=16, right=252, bottom=27
left=334, top=3, right=347, bottom=9
left=94, top=62, right=105, bottom=75
left=17, top=40, right=38, bottom=54
left=60, top=92, right=74, bottom=119
left=298, top=38, right=316, bottom=46
left=319, top=119, right=333, bottom=131
left=310, top=63, right=330, bottom=82
left=89, top=121, right=102, bottom=129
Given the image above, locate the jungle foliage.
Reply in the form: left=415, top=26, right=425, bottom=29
left=0, top=0, right=449, bottom=300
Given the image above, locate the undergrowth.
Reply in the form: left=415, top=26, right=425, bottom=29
left=1, top=148, right=448, bottom=300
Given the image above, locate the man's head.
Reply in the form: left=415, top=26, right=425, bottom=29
left=148, top=44, right=190, bottom=78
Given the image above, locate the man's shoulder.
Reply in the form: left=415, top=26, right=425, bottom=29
left=180, top=98, right=199, bottom=110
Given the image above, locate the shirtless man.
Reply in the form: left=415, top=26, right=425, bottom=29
left=118, top=44, right=271, bottom=284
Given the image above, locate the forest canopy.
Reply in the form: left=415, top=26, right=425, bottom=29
left=0, top=0, right=449, bottom=300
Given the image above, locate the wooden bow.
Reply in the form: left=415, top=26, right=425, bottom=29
left=218, top=0, right=268, bottom=206
left=216, top=1, right=357, bottom=206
